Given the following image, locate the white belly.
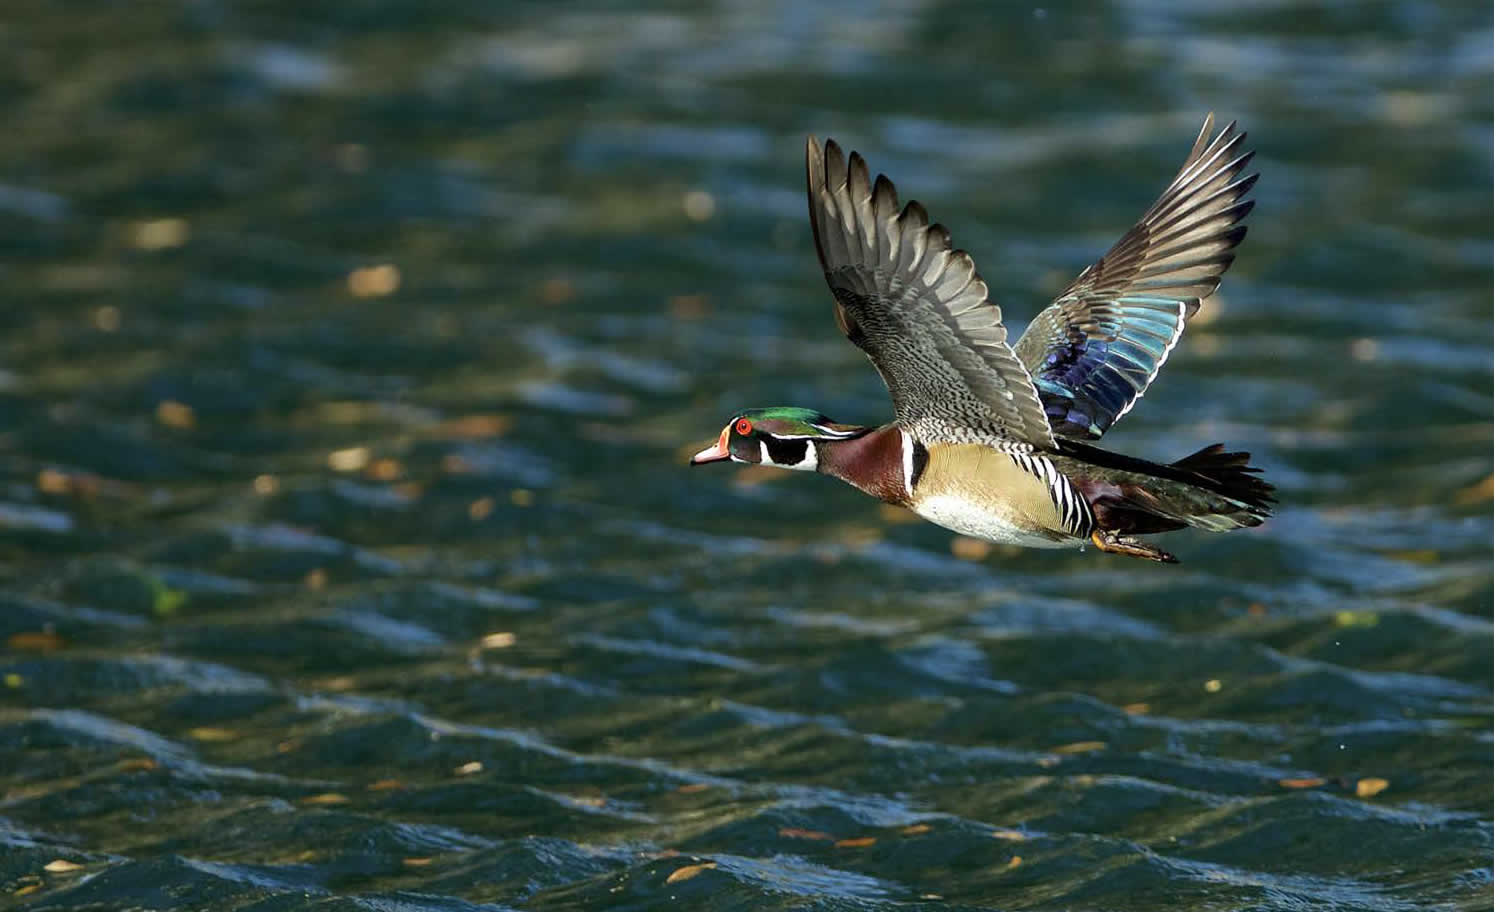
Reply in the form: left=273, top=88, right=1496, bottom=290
left=913, top=493, right=1075, bottom=549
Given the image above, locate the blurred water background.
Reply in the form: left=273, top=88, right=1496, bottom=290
left=0, top=1, right=1492, bottom=910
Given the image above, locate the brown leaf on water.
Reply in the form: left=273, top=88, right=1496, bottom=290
left=1278, top=777, right=1327, bottom=789
left=438, top=414, right=514, bottom=438
left=950, top=536, right=991, bottom=561
left=1356, top=777, right=1390, bottom=798
left=156, top=400, right=196, bottom=429
left=1455, top=474, right=1493, bottom=506
left=116, top=757, right=157, bottom=773
left=366, top=458, right=403, bottom=481
left=7, top=632, right=64, bottom=652
left=1006, top=855, right=1023, bottom=869
left=300, top=793, right=350, bottom=806
left=665, top=862, right=716, bottom=884
left=1121, top=702, right=1150, bottom=715
left=1052, top=740, right=1107, bottom=754
left=676, top=783, right=709, bottom=794
left=835, top=837, right=877, bottom=848
left=540, top=277, right=573, bottom=304
left=668, top=294, right=709, bottom=320
left=778, top=827, right=833, bottom=841
left=14, top=883, right=42, bottom=896
left=900, top=824, right=932, bottom=836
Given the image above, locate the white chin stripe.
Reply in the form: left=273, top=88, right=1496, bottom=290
left=789, top=440, right=818, bottom=471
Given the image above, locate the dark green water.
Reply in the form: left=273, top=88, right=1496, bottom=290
left=0, top=2, right=1492, bottom=910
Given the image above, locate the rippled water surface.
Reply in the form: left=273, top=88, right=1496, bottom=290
left=0, top=2, right=1492, bottom=910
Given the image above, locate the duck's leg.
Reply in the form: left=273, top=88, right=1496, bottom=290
left=1090, top=529, right=1179, bottom=564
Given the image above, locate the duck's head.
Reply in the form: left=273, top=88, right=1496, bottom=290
left=688, top=407, right=869, bottom=471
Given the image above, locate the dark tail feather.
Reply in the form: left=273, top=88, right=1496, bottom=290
left=1057, top=439, right=1276, bottom=535
left=1170, top=443, right=1277, bottom=518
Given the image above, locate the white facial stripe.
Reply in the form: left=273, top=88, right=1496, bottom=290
left=758, top=440, right=772, bottom=465
left=811, top=422, right=862, bottom=438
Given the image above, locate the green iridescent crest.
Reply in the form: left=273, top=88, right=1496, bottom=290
left=737, top=407, right=864, bottom=439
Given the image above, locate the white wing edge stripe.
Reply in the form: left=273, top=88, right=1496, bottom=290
left=1113, top=299, right=1187, bottom=426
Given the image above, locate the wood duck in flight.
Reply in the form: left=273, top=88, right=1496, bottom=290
left=690, top=115, right=1274, bottom=563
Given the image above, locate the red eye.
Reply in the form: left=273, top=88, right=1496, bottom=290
left=734, top=418, right=753, bottom=435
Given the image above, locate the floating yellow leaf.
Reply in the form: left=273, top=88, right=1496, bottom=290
left=510, top=489, right=535, bottom=507
left=367, top=779, right=403, bottom=791
left=187, top=727, right=236, bottom=742
left=328, top=447, right=370, bottom=472
left=900, top=824, right=932, bottom=836
left=14, top=883, right=42, bottom=896
left=454, top=761, right=483, bottom=776
left=155, top=400, right=196, bottom=429
left=4, top=673, right=23, bottom=688
left=1278, top=777, right=1326, bottom=789
left=676, top=783, right=709, bottom=794
left=1006, top=855, right=1023, bottom=869
left=348, top=264, right=400, bottom=298
left=116, top=757, right=157, bottom=772
left=666, top=861, right=716, bottom=884
left=835, top=837, right=876, bottom=848
left=252, top=474, right=279, bottom=495
left=1121, top=702, right=1150, bottom=715
left=1356, top=777, right=1390, bottom=798
left=402, top=857, right=433, bottom=867
left=43, top=860, right=84, bottom=873
left=91, top=306, right=120, bottom=331
left=131, top=218, right=190, bottom=251
left=304, top=569, right=328, bottom=590
left=36, top=469, right=71, bottom=494
left=1335, top=610, right=1379, bottom=628
left=1052, top=741, right=1107, bottom=754
left=992, top=829, right=1026, bottom=842
left=300, top=793, right=350, bottom=806
left=479, top=632, right=515, bottom=649
left=1203, top=679, right=1223, bottom=693
left=468, top=497, right=495, bottom=520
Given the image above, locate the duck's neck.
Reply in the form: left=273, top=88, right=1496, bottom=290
left=815, top=424, right=911, bottom=505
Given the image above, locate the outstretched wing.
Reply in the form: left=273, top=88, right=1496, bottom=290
left=806, top=136, right=1055, bottom=451
left=1014, top=114, right=1258, bottom=440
